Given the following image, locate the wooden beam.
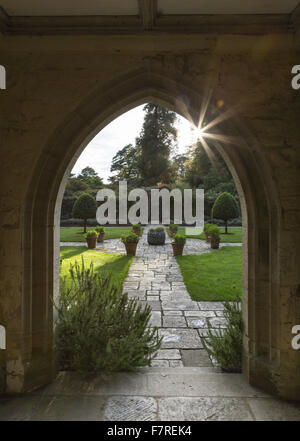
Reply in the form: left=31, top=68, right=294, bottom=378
left=154, top=13, right=291, bottom=35
left=138, top=0, right=157, bottom=30
left=8, top=15, right=142, bottom=35
left=289, top=1, right=300, bottom=30
left=0, top=10, right=293, bottom=36
left=0, top=6, right=10, bottom=33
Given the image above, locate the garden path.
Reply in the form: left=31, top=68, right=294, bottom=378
left=61, top=226, right=242, bottom=367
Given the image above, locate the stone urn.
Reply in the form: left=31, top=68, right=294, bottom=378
left=147, top=229, right=165, bottom=245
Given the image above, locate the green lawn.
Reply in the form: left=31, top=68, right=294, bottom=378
left=60, top=246, right=132, bottom=286
left=174, top=226, right=243, bottom=243
left=60, top=226, right=140, bottom=242
left=176, top=246, right=242, bottom=302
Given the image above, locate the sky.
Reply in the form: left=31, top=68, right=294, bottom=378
left=71, top=104, right=198, bottom=183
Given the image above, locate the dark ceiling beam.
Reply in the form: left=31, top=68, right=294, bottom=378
left=138, top=0, right=157, bottom=30
left=154, top=14, right=291, bottom=34
left=0, top=6, right=10, bottom=33
left=0, top=5, right=295, bottom=36
left=289, top=1, right=300, bottom=30
left=7, top=15, right=142, bottom=35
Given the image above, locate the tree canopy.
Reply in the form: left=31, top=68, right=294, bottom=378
left=212, top=192, right=239, bottom=233
left=72, top=193, right=97, bottom=232
left=136, top=103, right=177, bottom=186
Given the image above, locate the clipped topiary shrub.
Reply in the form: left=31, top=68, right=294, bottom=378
left=172, top=233, right=186, bottom=244
left=211, top=192, right=239, bottom=234
left=201, top=298, right=243, bottom=373
left=72, top=193, right=97, bottom=233
left=54, top=259, right=162, bottom=373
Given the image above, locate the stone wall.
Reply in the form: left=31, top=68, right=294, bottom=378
left=0, top=31, right=299, bottom=398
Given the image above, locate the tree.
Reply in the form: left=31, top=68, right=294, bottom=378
left=211, top=192, right=239, bottom=233
left=77, top=166, right=103, bottom=188
left=184, top=142, right=212, bottom=188
left=64, top=177, right=89, bottom=197
left=171, top=153, right=188, bottom=181
left=109, top=144, right=140, bottom=187
left=72, top=193, right=97, bottom=233
left=136, top=104, right=177, bottom=186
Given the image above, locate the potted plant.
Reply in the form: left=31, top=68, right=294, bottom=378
left=169, top=223, right=178, bottom=237
left=204, top=223, right=214, bottom=243
left=147, top=227, right=165, bottom=245
left=171, top=233, right=186, bottom=256
left=96, top=225, right=105, bottom=243
left=209, top=225, right=221, bottom=249
left=121, top=232, right=139, bottom=256
left=132, top=224, right=141, bottom=236
left=84, top=230, right=98, bottom=249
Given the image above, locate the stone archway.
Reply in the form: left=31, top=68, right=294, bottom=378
left=6, top=67, right=294, bottom=399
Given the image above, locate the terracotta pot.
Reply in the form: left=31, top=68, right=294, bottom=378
left=210, top=237, right=220, bottom=249
left=124, top=242, right=138, bottom=256
left=97, top=231, right=105, bottom=243
left=132, top=228, right=141, bottom=236
left=172, top=242, right=185, bottom=256
left=86, top=236, right=97, bottom=249
left=205, top=232, right=211, bottom=243
left=170, top=228, right=178, bottom=237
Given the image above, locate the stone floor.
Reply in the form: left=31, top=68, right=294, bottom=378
left=1, top=369, right=300, bottom=421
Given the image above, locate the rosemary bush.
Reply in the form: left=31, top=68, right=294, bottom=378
left=54, top=259, right=162, bottom=373
left=201, top=298, right=243, bottom=372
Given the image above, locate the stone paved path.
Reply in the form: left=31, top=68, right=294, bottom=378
left=61, top=227, right=242, bottom=368
left=122, top=226, right=233, bottom=368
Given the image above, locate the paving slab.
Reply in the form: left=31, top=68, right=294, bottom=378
left=158, top=397, right=254, bottom=421
left=149, top=311, right=162, bottom=327
left=184, top=310, right=216, bottom=318
left=159, top=328, right=203, bottom=349
left=208, top=317, right=227, bottom=328
left=104, top=396, right=157, bottom=421
left=198, top=302, right=225, bottom=311
left=156, top=349, right=181, bottom=360
left=186, top=317, right=208, bottom=329
left=247, top=398, right=300, bottom=421
left=163, top=316, right=187, bottom=328
left=162, top=300, right=199, bottom=311
left=181, top=349, right=212, bottom=367
left=163, top=310, right=183, bottom=316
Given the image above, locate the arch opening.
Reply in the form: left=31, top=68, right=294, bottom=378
left=9, top=70, right=281, bottom=396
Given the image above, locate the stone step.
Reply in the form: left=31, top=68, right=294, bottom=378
left=1, top=368, right=300, bottom=421
left=32, top=368, right=270, bottom=399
